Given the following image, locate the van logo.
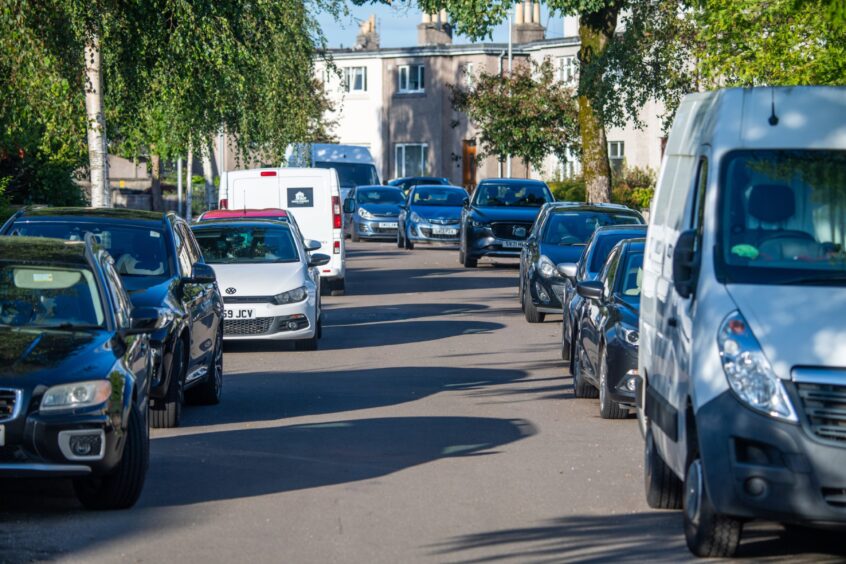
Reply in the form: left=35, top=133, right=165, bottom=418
left=513, top=226, right=527, bottom=238
left=287, top=187, right=314, bottom=208
left=225, top=287, right=237, bottom=295
left=292, top=191, right=309, bottom=205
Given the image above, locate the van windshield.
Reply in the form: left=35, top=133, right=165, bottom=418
left=314, top=162, right=380, bottom=188
left=719, top=150, right=846, bottom=285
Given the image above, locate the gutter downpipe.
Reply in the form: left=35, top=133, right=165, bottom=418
left=506, top=10, right=513, bottom=178
left=498, top=49, right=507, bottom=178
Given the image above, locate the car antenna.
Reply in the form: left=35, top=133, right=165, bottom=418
left=768, top=87, right=779, bottom=126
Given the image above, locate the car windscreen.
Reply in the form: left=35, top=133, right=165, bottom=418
left=412, top=188, right=466, bottom=206
left=193, top=225, right=300, bottom=264
left=618, top=251, right=644, bottom=305
left=315, top=162, right=379, bottom=188
left=719, top=150, right=846, bottom=285
left=543, top=212, right=643, bottom=246
left=8, top=222, right=170, bottom=278
left=356, top=188, right=404, bottom=205
left=0, top=264, right=105, bottom=328
left=474, top=183, right=551, bottom=207
left=589, top=230, right=647, bottom=273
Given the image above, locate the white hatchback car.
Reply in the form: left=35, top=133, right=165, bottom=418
left=191, top=219, right=329, bottom=350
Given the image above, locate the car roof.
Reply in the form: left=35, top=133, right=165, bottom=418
left=200, top=208, right=289, bottom=220
left=547, top=203, right=642, bottom=214
left=619, top=238, right=647, bottom=252
left=191, top=219, right=292, bottom=229
left=355, top=185, right=402, bottom=190
left=412, top=184, right=466, bottom=191
left=593, top=224, right=648, bottom=236
left=14, top=206, right=167, bottom=226
left=478, top=178, right=547, bottom=185
left=0, top=236, right=91, bottom=266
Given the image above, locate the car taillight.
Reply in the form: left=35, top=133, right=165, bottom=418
left=334, top=240, right=341, bottom=254
left=332, top=196, right=342, bottom=229
left=219, top=198, right=228, bottom=210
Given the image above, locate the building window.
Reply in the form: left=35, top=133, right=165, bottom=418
left=608, top=141, right=624, bottom=173
left=395, top=144, right=428, bottom=177
left=558, top=56, right=577, bottom=84
left=398, top=64, right=425, bottom=93
left=464, top=63, right=475, bottom=88
left=343, top=67, right=367, bottom=92
left=559, top=148, right=580, bottom=179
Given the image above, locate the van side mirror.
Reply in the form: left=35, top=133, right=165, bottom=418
left=557, top=262, right=577, bottom=280
left=576, top=280, right=604, bottom=301
left=308, top=253, right=331, bottom=267
left=343, top=199, right=355, bottom=213
left=673, top=229, right=699, bottom=299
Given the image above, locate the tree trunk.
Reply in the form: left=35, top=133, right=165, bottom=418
left=578, top=6, right=620, bottom=203
left=201, top=142, right=216, bottom=211
left=150, top=153, right=163, bottom=211
left=84, top=33, right=110, bottom=207
left=186, top=144, right=194, bottom=221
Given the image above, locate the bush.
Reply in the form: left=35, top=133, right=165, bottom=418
left=612, top=166, right=656, bottom=211
left=549, top=176, right=586, bottom=202
left=0, top=152, right=84, bottom=207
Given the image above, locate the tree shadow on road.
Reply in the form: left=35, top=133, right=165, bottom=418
left=323, top=302, right=491, bottom=326
left=346, top=268, right=517, bottom=296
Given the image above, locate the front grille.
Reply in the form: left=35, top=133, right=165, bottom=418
left=429, top=218, right=460, bottom=226
left=224, top=317, right=274, bottom=336
left=795, top=381, right=846, bottom=442
left=224, top=296, right=274, bottom=304
left=371, top=226, right=397, bottom=234
left=491, top=222, right=533, bottom=240
left=0, top=389, right=19, bottom=420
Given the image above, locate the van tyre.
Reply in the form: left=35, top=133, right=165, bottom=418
left=599, top=347, right=628, bottom=419
left=522, top=285, right=545, bottom=323
left=150, top=339, right=185, bottom=429
left=572, top=345, right=598, bottom=398
left=188, top=325, right=223, bottom=405
left=644, top=428, right=683, bottom=509
left=330, top=278, right=345, bottom=296
left=73, top=403, right=149, bottom=510
left=683, top=456, right=743, bottom=557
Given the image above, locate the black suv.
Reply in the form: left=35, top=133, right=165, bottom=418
left=0, top=236, right=159, bottom=508
left=460, top=178, right=554, bottom=268
left=2, top=208, right=224, bottom=428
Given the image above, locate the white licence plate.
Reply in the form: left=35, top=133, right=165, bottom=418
left=432, top=226, right=458, bottom=236
left=379, top=222, right=398, bottom=229
left=502, top=240, right=523, bottom=248
left=0, top=425, right=5, bottom=447
left=224, top=308, right=256, bottom=320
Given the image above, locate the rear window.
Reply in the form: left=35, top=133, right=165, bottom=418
left=542, top=212, right=642, bottom=246
left=589, top=230, right=646, bottom=273
left=315, top=162, right=379, bottom=188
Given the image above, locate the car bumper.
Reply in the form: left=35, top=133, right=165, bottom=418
left=605, top=341, right=639, bottom=405
left=467, top=230, right=525, bottom=258
left=697, top=390, right=846, bottom=526
left=529, top=276, right=565, bottom=312
left=408, top=222, right=460, bottom=243
left=223, top=299, right=317, bottom=341
left=355, top=218, right=399, bottom=239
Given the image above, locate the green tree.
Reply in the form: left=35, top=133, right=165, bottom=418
left=451, top=59, right=579, bottom=174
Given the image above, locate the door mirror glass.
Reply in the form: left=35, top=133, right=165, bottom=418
left=463, top=197, right=470, bottom=207
left=124, top=306, right=162, bottom=335
left=343, top=198, right=355, bottom=213
left=673, top=229, right=699, bottom=299
left=304, top=239, right=321, bottom=252
left=308, top=253, right=331, bottom=267
left=576, top=280, right=604, bottom=301
left=557, top=262, right=578, bottom=280
left=188, top=263, right=216, bottom=284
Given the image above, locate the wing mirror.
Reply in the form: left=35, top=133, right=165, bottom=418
left=557, top=262, right=577, bottom=280
left=308, top=253, right=331, bottom=267
left=124, top=307, right=163, bottom=335
left=673, top=229, right=700, bottom=299
left=576, top=280, right=604, bottom=301
left=187, top=263, right=216, bottom=284
left=463, top=197, right=470, bottom=208
left=304, top=239, right=322, bottom=252
left=343, top=198, right=355, bottom=213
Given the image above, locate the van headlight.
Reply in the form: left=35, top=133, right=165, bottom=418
left=537, top=255, right=557, bottom=279
left=273, top=286, right=308, bottom=304
left=717, top=311, right=797, bottom=422
left=41, top=381, right=112, bottom=412
left=358, top=208, right=374, bottom=220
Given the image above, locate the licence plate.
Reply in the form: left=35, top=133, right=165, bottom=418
left=0, top=425, right=5, bottom=447
left=432, top=226, right=458, bottom=236
left=502, top=240, right=523, bottom=248
left=224, top=308, right=256, bottom=320
left=379, top=222, right=398, bottom=229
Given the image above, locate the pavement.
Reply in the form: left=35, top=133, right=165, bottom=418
left=1, top=242, right=844, bottom=563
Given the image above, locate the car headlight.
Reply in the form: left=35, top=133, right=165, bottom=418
left=410, top=211, right=423, bottom=223
left=717, top=311, right=797, bottom=422
left=471, top=218, right=488, bottom=228
left=41, top=381, right=112, bottom=412
left=620, top=325, right=639, bottom=346
left=358, top=207, right=374, bottom=220
left=537, top=255, right=557, bottom=279
left=273, top=286, right=308, bottom=305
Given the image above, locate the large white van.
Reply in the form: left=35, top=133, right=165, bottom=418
left=639, top=86, right=846, bottom=557
left=218, top=168, right=346, bottom=295
left=285, top=143, right=381, bottom=202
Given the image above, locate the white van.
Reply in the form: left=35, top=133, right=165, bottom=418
left=639, top=86, right=846, bottom=557
left=285, top=143, right=381, bottom=202
left=218, top=168, right=346, bottom=295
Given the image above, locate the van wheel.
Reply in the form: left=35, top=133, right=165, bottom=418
left=522, top=284, right=545, bottom=323
left=150, top=339, right=185, bottom=429
left=644, top=427, right=683, bottom=509
left=683, top=456, right=743, bottom=557
left=330, top=278, right=345, bottom=296
left=73, top=403, right=149, bottom=510
left=572, top=345, right=598, bottom=398
left=599, top=347, right=628, bottom=419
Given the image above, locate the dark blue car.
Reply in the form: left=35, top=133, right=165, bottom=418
left=397, top=185, right=467, bottom=249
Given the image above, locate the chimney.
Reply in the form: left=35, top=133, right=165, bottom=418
left=417, top=10, right=453, bottom=46
left=511, top=2, right=545, bottom=44
left=355, top=15, right=380, bottom=50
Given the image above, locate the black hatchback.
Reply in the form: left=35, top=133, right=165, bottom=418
left=2, top=208, right=224, bottom=429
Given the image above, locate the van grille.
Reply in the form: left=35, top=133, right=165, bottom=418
left=795, top=382, right=846, bottom=442
left=0, top=389, right=19, bottom=420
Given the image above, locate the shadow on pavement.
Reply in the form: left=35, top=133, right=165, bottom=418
left=323, top=302, right=490, bottom=326
left=346, top=268, right=517, bottom=296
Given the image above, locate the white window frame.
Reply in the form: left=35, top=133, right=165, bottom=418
left=343, top=66, right=367, bottom=93
left=559, top=147, right=581, bottom=179
left=395, top=144, right=429, bottom=177
left=464, top=62, right=475, bottom=89
left=608, top=141, right=625, bottom=161
left=398, top=64, right=425, bottom=93
left=558, top=55, right=578, bottom=85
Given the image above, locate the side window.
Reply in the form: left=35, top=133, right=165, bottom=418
left=600, top=247, right=620, bottom=293
left=531, top=211, right=547, bottom=238
left=172, top=224, right=193, bottom=277
left=180, top=223, right=202, bottom=264
left=103, top=259, right=131, bottom=328
left=691, top=158, right=708, bottom=234
left=666, top=156, right=696, bottom=231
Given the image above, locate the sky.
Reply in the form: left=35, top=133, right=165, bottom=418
left=316, top=4, right=566, bottom=49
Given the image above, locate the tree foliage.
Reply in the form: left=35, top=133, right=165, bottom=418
left=452, top=59, right=579, bottom=173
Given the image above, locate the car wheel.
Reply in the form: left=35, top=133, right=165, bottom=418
left=522, top=283, right=545, bottom=323
left=150, top=339, right=184, bottom=429
left=404, top=232, right=414, bottom=250
left=330, top=278, right=345, bottom=296
left=572, top=343, right=598, bottom=398
left=644, top=427, right=683, bottom=509
left=351, top=228, right=360, bottom=243
left=599, top=347, right=628, bottom=419
left=187, top=325, right=223, bottom=405
left=73, top=402, right=149, bottom=510
left=295, top=321, right=320, bottom=351
left=683, top=456, right=743, bottom=557
left=561, top=331, right=571, bottom=362
left=396, top=230, right=404, bottom=248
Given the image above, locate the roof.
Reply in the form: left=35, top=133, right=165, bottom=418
left=594, top=224, right=648, bottom=235
left=323, top=36, right=580, bottom=61
left=478, top=178, right=547, bottom=185
left=0, top=236, right=90, bottom=266
left=16, top=207, right=166, bottom=225
left=191, top=219, right=292, bottom=229
left=200, top=209, right=289, bottom=220
left=548, top=203, right=642, bottom=214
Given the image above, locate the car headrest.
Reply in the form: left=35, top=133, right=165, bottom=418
left=748, top=184, right=795, bottom=224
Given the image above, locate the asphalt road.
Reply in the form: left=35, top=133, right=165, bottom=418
left=2, top=242, right=845, bottom=563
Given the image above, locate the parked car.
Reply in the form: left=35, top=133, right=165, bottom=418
left=397, top=185, right=467, bottom=249
left=191, top=220, right=329, bottom=350
left=388, top=176, right=450, bottom=196
left=561, top=224, right=647, bottom=363
left=286, top=143, right=380, bottom=202
left=0, top=236, right=160, bottom=509
left=573, top=238, right=644, bottom=419
left=460, top=178, right=554, bottom=268
left=218, top=168, right=346, bottom=295
left=640, top=86, right=846, bottom=557
left=342, top=185, right=405, bottom=242
left=519, top=203, right=644, bottom=322
left=2, top=208, right=224, bottom=429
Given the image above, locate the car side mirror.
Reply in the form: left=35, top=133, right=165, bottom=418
left=557, top=262, right=578, bottom=280
left=188, top=263, right=216, bottom=284
left=343, top=199, right=355, bottom=213
left=124, top=307, right=162, bottom=335
left=576, top=280, right=604, bottom=301
left=463, top=197, right=470, bottom=208
left=305, top=239, right=321, bottom=252
left=673, top=229, right=699, bottom=299
left=308, top=253, right=331, bottom=267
